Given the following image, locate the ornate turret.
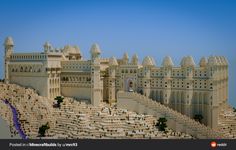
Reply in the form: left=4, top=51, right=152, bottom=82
left=131, top=54, right=138, bottom=65
left=207, top=56, right=218, bottom=66
left=4, top=37, right=14, bottom=84
left=199, top=57, right=207, bottom=67
left=43, top=41, right=52, bottom=53
left=109, top=56, right=118, bottom=66
left=142, top=56, right=153, bottom=66
left=122, top=52, right=129, bottom=65
left=90, top=43, right=102, bottom=106
left=162, top=56, right=174, bottom=67
left=90, top=43, right=101, bottom=60
left=63, top=45, right=82, bottom=60
left=108, top=56, right=118, bottom=103
left=4, top=37, right=14, bottom=57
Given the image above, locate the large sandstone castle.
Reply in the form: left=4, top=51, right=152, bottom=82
left=3, top=37, right=228, bottom=129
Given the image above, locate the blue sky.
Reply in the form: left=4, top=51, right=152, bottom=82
left=0, top=0, right=235, bottom=106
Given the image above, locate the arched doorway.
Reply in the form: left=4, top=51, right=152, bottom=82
left=125, top=78, right=135, bottom=92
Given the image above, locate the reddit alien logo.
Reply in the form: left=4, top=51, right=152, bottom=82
left=210, top=141, right=217, bottom=148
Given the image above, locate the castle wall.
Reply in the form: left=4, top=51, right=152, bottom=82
left=117, top=91, right=225, bottom=138
left=10, top=75, right=48, bottom=97
left=61, top=86, right=91, bottom=100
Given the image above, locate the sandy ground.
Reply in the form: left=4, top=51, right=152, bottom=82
left=0, top=116, right=20, bottom=139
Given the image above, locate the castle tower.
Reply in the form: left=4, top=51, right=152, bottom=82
left=161, top=56, right=174, bottom=106
left=90, top=43, right=102, bottom=106
left=108, top=57, right=118, bottom=103
left=4, top=37, right=14, bottom=84
left=43, top=41, right=52, bottom=53
left=206, top=56, right=220, bottom=129
left=142, top=56, right=154, bottom=98
left=131, top=54, right=138, bottom=65
left=122, top=52, right=129, bottom=65
left=181, top=56, right=195, bottom=117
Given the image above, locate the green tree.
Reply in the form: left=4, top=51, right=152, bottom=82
left=194, top=114, right=203, bottom=123
left=233, top=107, right=236, bottom=112
left=38, top=122, right=50, bottom=137
left=54, top=96, right=64, bottom=108
left=156, top=117, right=167, bottom=132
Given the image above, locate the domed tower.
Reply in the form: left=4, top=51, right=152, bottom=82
left=180, top=56, right=195, bottom=116
left=90, top=43, right=101, bottom=60
left=142, top=56, right=154, bottom=98
left=199, top=57, right=207, bottom=67
left=161, top=56, right=174, bottom=106
left=4, top=37, right=14, bottom=84
left=108, top=57, right=118, bottom=103
left=90, top=43, right=102, bottom=106
left=206, top=56, right=221, bottom=129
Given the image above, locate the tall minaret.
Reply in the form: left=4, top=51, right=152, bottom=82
left=4, top=37, right=14, bottom=84
left=90, top=43, right=102, bottom=106
left=181, top=56, right=195, bottom=117
left=142, top=56, right=153, bottom=98
left=108, top=57, right=118, bottom=103
left=162, top=56, right=174, bottom=106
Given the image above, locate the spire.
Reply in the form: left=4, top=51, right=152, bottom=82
left=90, top=43, right=101, bottom=60
left=142, top=56, right=153, bottom=66
left=131, top=54, right=138, bottom=65
left=122, top=52, right=129, bottom=64
left=199, top=57, right=207, bottom=67
left=4, top=37, right=14, bottom=46
left=43, top=41, right=52, bottom=52
left=90, top=43, right=101, bottom=55
left=109, top=56, right=118, bottom=66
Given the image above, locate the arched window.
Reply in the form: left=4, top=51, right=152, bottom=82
left=29, top=66, right=33, bottom=72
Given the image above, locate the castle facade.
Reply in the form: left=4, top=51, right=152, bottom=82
left=3, top=37, right=228, bottom=129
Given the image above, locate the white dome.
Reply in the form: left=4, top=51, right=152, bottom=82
left=142, top=56, right=153, bottom=66
left=220, top=56, right=228, bottom=66
left=109, top=56, right=118, bottom=66
left=64, top=45, right=76, bottom=54
left=162, top=56, right=174, bottom=67
left=63, top=45, right=81, bottom=54
left=4, top=37, right=14, bottom=46
left=181, top=56, right=195, bottom=67
left=73, top=46, right=81, bottom=53
left=187, top=56, right=195, bottom=66
left=90, top=43, right=101, bottom=54
left=44, top=41, right=51, bottom=47
left=208, top=56, right=218, bottom=66
left=199, top=57, right=207, bottom=67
